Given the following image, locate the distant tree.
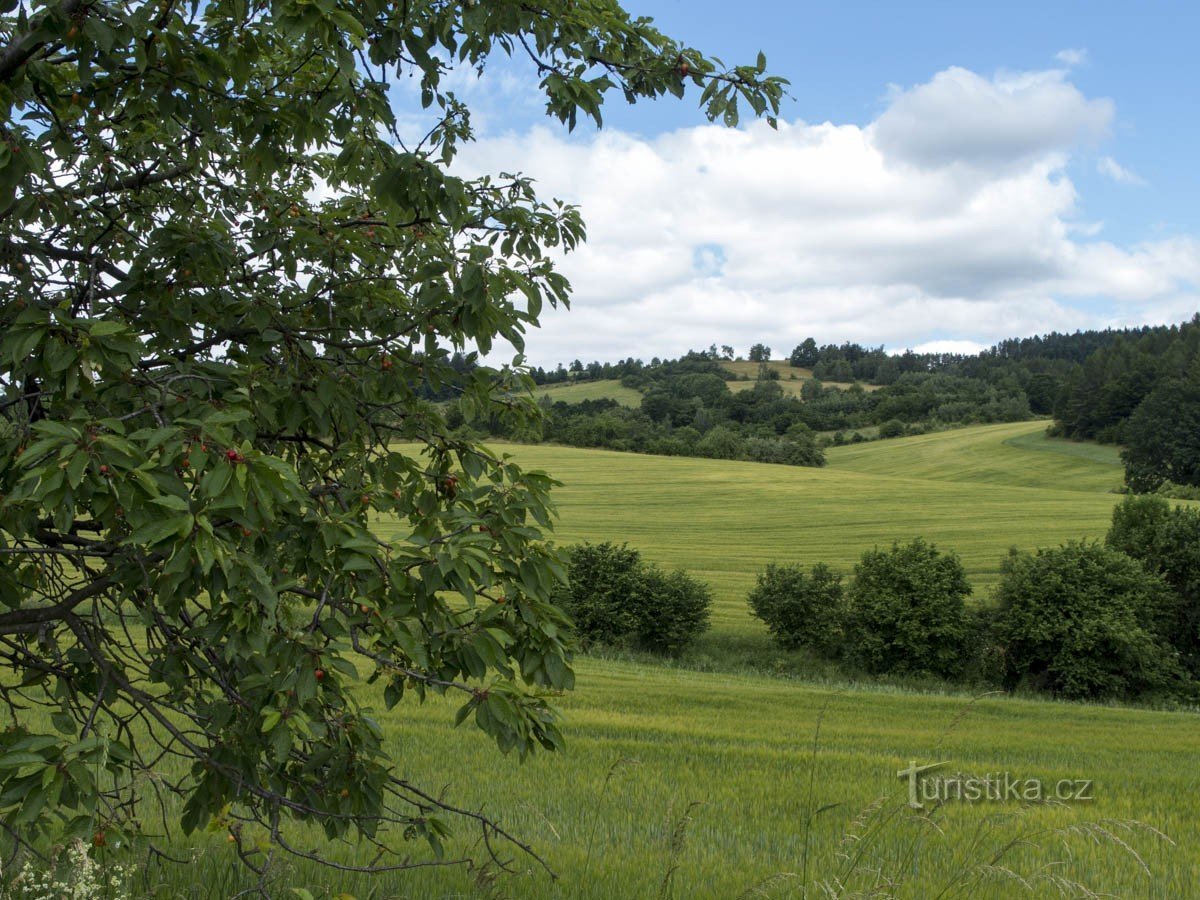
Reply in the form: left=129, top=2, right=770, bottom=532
left=748, top=343, right=772, bottom=362
left=748, top=563, right=845, bottom=655
left=1122, top=374, right=1200, bottom=492
left=696, top=425, right=743, bottom=459
left=878, top=419, right=907, bottom=439
left=843, top=539, right=974, bottom=678
left=721, top=345, right=736, bottom=360
left=790, top=338, right=819, bottom=368
left=994, top=543, right=1182, bottom=699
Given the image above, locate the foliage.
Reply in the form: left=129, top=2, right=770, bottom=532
left=842, top=539, right=974, bottom=678
left=635, top=565, right=712, bottom=655
left=748, top=343, right=772, bottom=362
left=0, top=0, right=783, bottom=878
left=1107, top=495, right=1200, bottom=678
left=746, top=562, right=844, bottom=655
left=551, top=542, right=644, bottom=647
left=993, top=542, right=1182, bottom=700
left=1055, top=315, right=1200, bottom=443
left=552, top=542, right=710, bottom=655
left=1121, top=372, right=1200, bottom=492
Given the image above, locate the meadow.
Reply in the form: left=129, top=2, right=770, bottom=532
left=535, top=379, right=644, bottom=407
left=21, top=422, right=1200, bottom=899
left=390, top=421, right=1131, bottom=643
left=141, top=659, right=1198, bottom=899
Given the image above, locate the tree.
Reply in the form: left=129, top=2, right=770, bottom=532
left=789, top=338, right=819, bottom=368
left=551, top=543, right=710, bottom=655
left=994, top=543, right=1181, bottom=700
left=0, top=0, right=784, bottom=879
left=843, top=539, right=973, bottom=678
left=747, top=563, right=844, bottom=655
left=748, top=343, right=772, bottom=362
left=1121, top=373, right=1200, bottom=492
left=1107, top=496, right=1200, bottom=679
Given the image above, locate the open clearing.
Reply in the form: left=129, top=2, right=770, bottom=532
left=535, top=378, right=644, bottom=406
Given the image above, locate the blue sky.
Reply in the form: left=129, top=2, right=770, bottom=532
left=435, top=1, right=1200, bottom=365
left=621, top=0, right=1198, bottom=247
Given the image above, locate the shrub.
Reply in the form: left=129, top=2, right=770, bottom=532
left=638, top=566, right=712, bottom=655
left=878, top=418, right=907, bottom=439
left=994, top=542, right=1182, bottom=700
left=1107, top=496, right=1200, bottom=679
left=747, top=563, right=845, bottom=655
left=553, top=543, right=644, bottom=647
left=843, top=539, right=974, bottom=678
left=553, top=542, right=711, bottom=654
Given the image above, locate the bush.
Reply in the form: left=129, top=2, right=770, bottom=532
left=878, top=418, right=907, bottom=439
left=843, top=539, right=974, bottom=678
left=994, top=542, right=1182, bottom=700
left=553, top=542, right=711, bottom=655
left=747, top=563, right=845, bottom=655
left=552, top=542, right=644, bottom=647
left=1107, top=496, right=1200, bottom=679
left=638, top=566, right=712, bottom=655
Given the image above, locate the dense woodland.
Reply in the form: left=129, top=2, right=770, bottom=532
left=460, top=316, right=1200, bottom=490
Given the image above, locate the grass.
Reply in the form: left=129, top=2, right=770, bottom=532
left=827, top=420, right=1125, bottom=494
left=117, top=659, right=1197, bottom=898
left=535, top=379, right=643, bottom=407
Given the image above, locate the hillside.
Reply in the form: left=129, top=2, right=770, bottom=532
left=536, top=378, right=644, bottom=407
left=826, top=420, right=1124, bottom=493
left=385, top=421, right=1138, bottom=641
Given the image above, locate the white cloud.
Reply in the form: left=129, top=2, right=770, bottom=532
left=872, top=67, right=1112, bottom=170
left=1097, top=155, right=1147, bottom=186
left=449, top=65, right=1200, bottom=366
left=1055, top=48, right=1089, bottom=67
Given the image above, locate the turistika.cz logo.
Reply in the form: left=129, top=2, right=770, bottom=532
left=897, top=761, right=1095, bottom=809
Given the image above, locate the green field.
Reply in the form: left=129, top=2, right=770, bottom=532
left=42, top=422, right=1200, bottom=898
left=158, top=659, right=1197, bottom=898
left=536, top=378, right=644, bottom=406
left=393, top=422, right=1131, bottom=642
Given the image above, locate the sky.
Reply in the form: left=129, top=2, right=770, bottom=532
left=410, top=1, right=1200, bottom=366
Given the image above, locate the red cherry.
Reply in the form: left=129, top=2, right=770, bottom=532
left=314, top=668, right=326, bottom=681
left=93, top=830, right=106, bottom=847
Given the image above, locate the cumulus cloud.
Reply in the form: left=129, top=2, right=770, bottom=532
left=872, top=67, right=1112, bottom=170
left=448, top=65, right=1200, bottom=365
left=1097, top=155, right=1147, bottom=186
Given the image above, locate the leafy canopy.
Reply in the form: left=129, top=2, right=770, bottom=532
left=0, top=0, right=783, bottom=878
